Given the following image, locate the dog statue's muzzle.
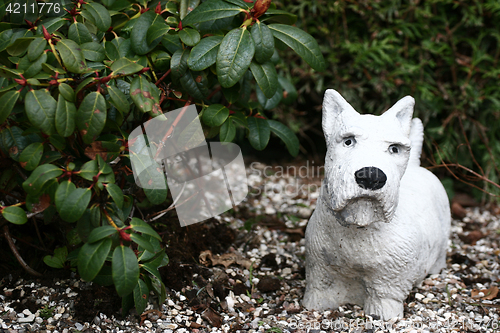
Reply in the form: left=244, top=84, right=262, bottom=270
left=355, top=167, right=387, bottom=190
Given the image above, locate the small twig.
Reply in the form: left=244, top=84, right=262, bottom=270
left=155, top=69, right=171, bottom=86
left=145, top=182, right=186, bottom=222
left=13, top=164, right=28, bottom=180
left=206, top=86, right=221, bottom=100
left=32, top=216, right=47, bottom=250
left=3, top=225, right=43, bottom=277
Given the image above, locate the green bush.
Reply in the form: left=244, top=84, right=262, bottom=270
left=279, top=0, right=500, bottom=199
left=0, top=0, right=324, bottom=314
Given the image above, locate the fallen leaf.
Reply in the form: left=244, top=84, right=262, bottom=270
left=140, top=309, right=162, bottom=325
left=471, top=286, right=498, bottom=300
left=459, top=230, right=484, bottom=245
left=199, top=250, right=252, bottom=269
left=31, top=194, right=51, bottom=214
left=201, top=307, right=221, bottom=327
left=451, top=202, right=466, bottom=219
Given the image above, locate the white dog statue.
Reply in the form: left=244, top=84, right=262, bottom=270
left=303, top=89, right=450, bottom=320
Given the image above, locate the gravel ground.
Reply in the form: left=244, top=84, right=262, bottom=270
left=1, top=162, right=500, bottom=333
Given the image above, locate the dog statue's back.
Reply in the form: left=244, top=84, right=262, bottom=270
left=303, top=89, right=450, bottom=320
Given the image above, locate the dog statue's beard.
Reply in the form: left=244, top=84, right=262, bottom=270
left=323, top=176, right=399, bottom=227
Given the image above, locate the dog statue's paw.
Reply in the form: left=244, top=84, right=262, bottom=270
left=364, top=297, right=403, bottom=321
left=303, top=289, right=339, bottom=311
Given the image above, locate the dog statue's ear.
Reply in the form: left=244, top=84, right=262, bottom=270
left=382, top=96, right=415, bottom=137
left=322, top=89, right=359, bottom=140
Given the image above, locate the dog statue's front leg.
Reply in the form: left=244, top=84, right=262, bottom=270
left=364, top=296, right=404, bottom=320
left=303, top=261, right=342, bottom=311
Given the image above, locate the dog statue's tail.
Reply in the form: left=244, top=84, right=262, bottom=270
left=409, top=118, right=424, bottom=167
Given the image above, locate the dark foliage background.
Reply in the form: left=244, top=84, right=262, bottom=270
left=271, top=0, right=500, bottom=200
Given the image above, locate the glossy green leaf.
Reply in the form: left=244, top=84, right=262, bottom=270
left=106, top=183, right=124, bottom=209
left=105, top=40, right=120, bottom=61
left=179, top=70, right=209, bottom=100
left=171, top=48, right=190, bottom=82
left=112, top=245, right=140, bottom=297
left=131, top=11, right=162, bottom=55
left=80, top=42, right=105, bottom=62
left=202, top=104, right=229, bottom=127
left=27, top=38, right=47, bottom=62
left=39, top=151, right=62, bottom=164
left=130, top=76, right=159, bottom=113
left=2, top=206, right=28, bottom=225
left=58, top=188, right=92, bottom=223
left=87, top=225, right=118, bottom=243
left=150, top=273, right=166, bottom=304
left=130, top=218, right=162, bottom=241
left=180, top=0, right=200, bottom=19
left=36, top=18, right=66, bottom=35
left=19, top=142, right=43, bottom=171
left=256, top=84, right=282, bottom=110
left=19, top=52, right=47, bottom=78
left=142, top=261, right=162, bottom=280
left=0, top=90, right=20, bottom=124
left=48, top=135, right=65, bottom=151
left=76, top=92, right=107, bottom=144
left=93, top=266, right=113, bottom=286
left=110, top=57, right=143, bottom=75
left=130, top=233, right=155, bottom=253
left=83, top=2, right=112, bottom=32
left=25, top=89, right=56, bottom=135
left=278, top=75, right=298, bottom=105
left=137, top=236, right=162, bottom=262
left=1, top=126, right=29, bottom=161
left=249, top=61, right=278, bottom=98
left=179, top=28, right=200, bottom=46
left=58, top=83, right=75, bottom=102
left=261, top=9, right=298, bottom=25
left=0, top=66, right=23, bottom=79
left=145, top=186, right=169, bottom=205
left=146, top=21, right=170, bottom=45
left=68, top=22, right=94, bottom=45
left=6, top=37, right=35, bottom=57
left=161, top=34, right=182, bottom=54
left=78, top=238, right=112, bottom=281
left=97, top=155, right=113, bottom=174
left=22, top=164, right=63, bottom=195
left=152, top=51, right=171, bottom=71
left=43, top=246, right=68, bottom=268
left=247, top=117, right=270, bottom=151
left=55, top=180, right=76, bottom=211
left=187, top=36, right=223, bottom=71
left=251, top=21, right=274, bottom=63
left=107, top=85, right=130, bottom=114
left=78, top=160, right=99, bottom=181
left=133, top=279, right=149, bottom=315
left=182, top=0, right=241, bottom=26
left=56, top=39, right=87, bottom=74
left=217, top=27, right=255, bottom=88
left=75, top=77, right=95, bottom=96
left=0, top=30, right=14, bottom=52
left=220, top=118, right=236, bottom=142
left=268, top=119, right=299, bottom=156
left=121, top=293, right=134, bottom=317
left=55, top=95, right=76, bottom=137
left=268, top=24, right=325, bottom=72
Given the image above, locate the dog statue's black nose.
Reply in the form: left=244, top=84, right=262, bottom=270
left=355, top=167, right=387, bottom=190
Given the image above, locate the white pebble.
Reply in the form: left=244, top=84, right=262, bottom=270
left=414, top=293, right=425, bottom=301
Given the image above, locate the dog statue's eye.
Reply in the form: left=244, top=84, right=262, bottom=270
left=343, top=137, right=355, bottom=147
left=389, top=144, right=400, bottom=154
